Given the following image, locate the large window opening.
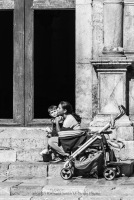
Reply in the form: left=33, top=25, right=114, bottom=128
left=34, top=10, right=75, bottom=118
left=0, top=11, right=13, bottom=119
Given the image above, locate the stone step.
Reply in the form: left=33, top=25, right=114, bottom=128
left=0, top=197, right=133, bottom=200
left=0, top=196, right=134, bottom=200
left=0, top=175, right=134, bottom=198
left=0, top=162, right=64, bottom=178
left=0, top=197, right=31, bottom=200
left=0, top=127, right=134, bottom=161
left=1, top=141, right=134, bottom=162
left=1, top=176, right=134, bottom=197
left=0, top=160, right=133, bottom=179
left=18, top=196, right=134, bottom=200
left=0, top=127, right=48, bottom=151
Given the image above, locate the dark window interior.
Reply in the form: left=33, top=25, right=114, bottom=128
left=34, top=10, right=75, bottom=118
left=0, top=11, right=13, bottom=119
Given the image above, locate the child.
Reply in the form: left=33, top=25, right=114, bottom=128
left=40, top=105, right=63, bottom=156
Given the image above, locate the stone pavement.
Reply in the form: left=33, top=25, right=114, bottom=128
left=0, top=166, right=134, bottom=200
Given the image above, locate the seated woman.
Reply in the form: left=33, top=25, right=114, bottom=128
left=48, top=101, right=81, bottom=162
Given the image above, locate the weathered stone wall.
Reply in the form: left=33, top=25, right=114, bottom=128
left=92, top=0, right=104, bottom=118
left=0, top=127, right=48, bottom=162
left=76, top=0, right=93, bottom=127
left=0, top=0, right=14, bottom=9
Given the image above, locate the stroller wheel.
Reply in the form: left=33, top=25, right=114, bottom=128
left=103, top=168, right=116, bottom=181
left=60, top=168, right=73, bottom=180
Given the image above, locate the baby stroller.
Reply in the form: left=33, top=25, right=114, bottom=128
left=59, top=105, right=125, bottom=181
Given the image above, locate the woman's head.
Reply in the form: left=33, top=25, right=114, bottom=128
left=57, top=101, right=81, bottom=123
left=57, top=101, right=73, bottom=116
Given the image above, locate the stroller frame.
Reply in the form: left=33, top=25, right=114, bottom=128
left=60, top=105, right=125, bottom=180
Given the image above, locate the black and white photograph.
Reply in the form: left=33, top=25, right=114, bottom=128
left=0, top=0, right=133, bottom=199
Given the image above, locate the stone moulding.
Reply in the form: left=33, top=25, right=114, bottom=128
left=124, top=50, right=134, bottom=54
left=124, top=0, right=134, bottom=5
left=91, top=60, right=132, bottom=71
left=103, top=0, right=123, bottom=4
left=33, top=0, right=75, bottom=8
left=76, top=0, right=92, bottom=4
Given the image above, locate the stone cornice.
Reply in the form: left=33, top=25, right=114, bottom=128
left=91, top=60, right=132, bottom=71
left=76, top=0, right=92, bottom=5
left=91, top=60, right=132, bottom=64
left=93, top=0, right=103, bottom=2
left=103, top=0, right=123, bottom=4
left=33, top=0, right=75, bottom=8
left=124, top=0, right=134, bottom=5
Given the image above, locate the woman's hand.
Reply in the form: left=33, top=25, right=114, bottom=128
left=55, top=116, right=62, bottom=123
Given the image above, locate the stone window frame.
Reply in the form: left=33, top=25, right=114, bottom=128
left=25, top=0, right=75, bottom=126
left=0, top=0, right=75, bottom=126
left=0, top=0, right=25, bottom=126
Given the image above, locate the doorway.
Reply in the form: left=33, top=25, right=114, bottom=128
left=0, top=11, right=13, bottom=119
left=34, top=10, right=75, bottom=118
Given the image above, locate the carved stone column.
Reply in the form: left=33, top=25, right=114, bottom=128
left=103, top=0, right=124, bottom=58
left=124, top=0, right=134, bottom=59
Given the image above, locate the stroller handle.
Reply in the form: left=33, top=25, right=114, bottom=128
left=114, top=105, right=126, bottom=121
left=98, top=105, right=125, bottom=133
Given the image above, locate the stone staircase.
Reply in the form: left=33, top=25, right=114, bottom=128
left=0, top=127, right=133, bottom=199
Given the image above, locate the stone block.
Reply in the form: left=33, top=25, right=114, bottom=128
left=42, top=185, right=86, bottom=195
left=116, top=126, right=134, bottom=141
left=47, top=163, right=64, bottom=178
left=8, top=162, right=47, bottom=178
left=76, top=2, right=92, bottom=63
left=114, top=141, right=134, bottom=160
left=0, top=139, right=11, bottom=148
left=32, top=196, right=81, bottom=200
left=0, top=128, right=47, bottom=139
left=0, top=163, right=10, bottom=176
left=31, top=197, right=134, bottom=200
left=0, top=186, right=10, bottom=196
left=0, top=128, right=48, bottom=150
left=11, top=185, right=43, bottom=196
left=16, top=149, right=43, bottom=162
left=76, top=63, right=93, bottom=123
left=0, top=150, right=16, bottom=162
left=0, top=197, right=31, bottom=200
left=11, top=139, right=46, bottom=150
left=0, top=180, right=21, bottom=196
left=33, top=0, right=75, bottom=9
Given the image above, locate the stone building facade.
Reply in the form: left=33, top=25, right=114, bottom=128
left=0, top=0, right=134, bottom=162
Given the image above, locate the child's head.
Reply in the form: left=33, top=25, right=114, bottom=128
left=48, top=105, right=57, bottom=118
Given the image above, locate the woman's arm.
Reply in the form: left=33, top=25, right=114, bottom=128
left=55, top=117, right=62, bottom=132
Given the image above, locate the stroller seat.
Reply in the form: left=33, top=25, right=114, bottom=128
left=58, top=129, right=87, bottom=154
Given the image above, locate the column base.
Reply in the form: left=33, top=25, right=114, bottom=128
left=89, top=114, right=134, bottom=141
left=101, top=50, right=127, bottom=61
left=90, top=114, right=133, bottom=127
left=124, top=51, right=134, bottom=60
